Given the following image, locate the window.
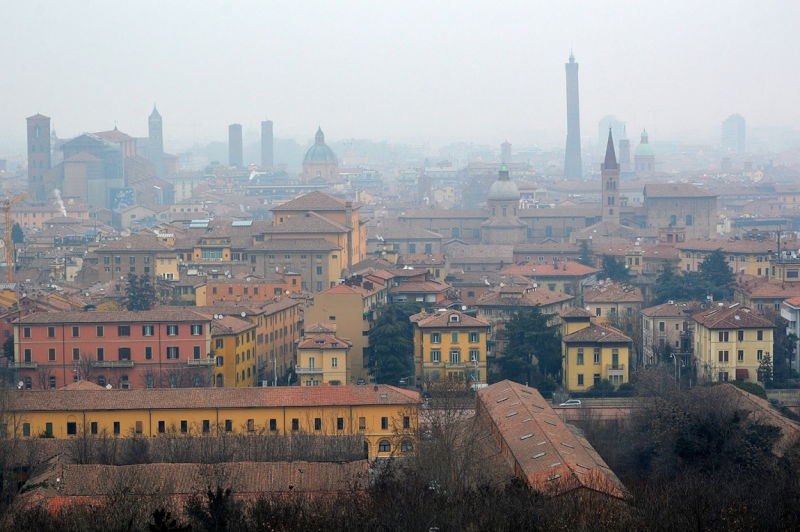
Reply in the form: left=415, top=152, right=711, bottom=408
left=337, top=417, right=344, bottom=431
left=596, top=308, right=601, bottom=317
left=146, top=375, right=154, bottom=388
left=145, top=346, right=152, bottom=360
left=96, top=325, right=104, bottom=337
left=359, top=417, right=366, bottom=430
left=469, top=331, right=479, bottom=343
left=269, top=419, right=277, bottom=431
left=24, top=377, right=31, bottom=389
left=738, top=350, right=744, bottom=362
left=113, top=422, right=121, bottom=435
left=757, top=350, right=763, bottom=361
left=216, top=338, right=224, bottom=349
left=408, top=243, right=416, bottom=254
left=593, top=374, right=601, bottom=385
left=685, top=215, right=693, bottom=226
left=72, top=326, right=80, bottom=337
left=449, top=350, right=460, bottom=364
left=314, top=418, right=322, bottom=431
left=48, top=348, right=56, bottom=361
left=594, top=348, right=601, bottom=364
left=191, top=324, right=203, bottom=336
left=469, top=350, right=479, bottom=362
left=719, top=372, right=729, bottom=382
left=431, top=350, right=441, bottom=363
left=225, top=420, right=233, bottom=432
left=23, top=423, right=31, bottom=437
left=718, top=350, right=729, bottom=362
left=430, top=332, right=441, bottom=343
left=451, top=332, right=459, bottom=343
left=119, top=347, right=131, bottom=360
left=47, top=326, right=55, bottom=338
left=193, top=346, right=201, bottom=359
left=118, top=325, right=130, bottom=337
left=97, top=348, right=104, bottom=361
left=142, top=325, right=154, bottom=336
left=379, top=440, right=391, bottom=452
left=425, top=243, right=432, bottom=254
left=718, top=331, right=729, bottom=342
left=135, top=421, right=143, bottom=434
left=577, top=349, right=584, bottom=365
left=331, top=357, right=338, bottom=368
left=167, top=347, right=179, bottom=359
left=67, top=422, right=77, bottom=436
left=91, top=422, right=97, bottom=435
left=72, top=347, right=80, bottom=361
left=23, top=327, right=30, bottom=338
left=467, top=291, right=475, bottom=298
left=757, top=330, right=763, bottom=341
left=202, top=420, right=210, bottom=433
left=49, top=376, right=56, bottom=389
left=291, top=418, right=299, bottom=431
left=738, top=330, right=744, bottom=341
left=158, top=421, right=165, bottom=434
left=167, top=325, right=178, bottom=336
left=180, top=420, right=188, bottom=433
left=381, top=417, right=389, bottom=430
left=24, top=349, right=31, bottom=362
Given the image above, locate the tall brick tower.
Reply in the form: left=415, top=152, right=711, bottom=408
left=261, top=119, right=273, bottom=167
left=228, top=124, right=243, bottom=167
left=26, top=113, right=51, bottom=200
left=564, top=52, right=582, bottom=179
left=601, top=129, right=620, bottom=224
left=148, top=105, right=165, bottom=176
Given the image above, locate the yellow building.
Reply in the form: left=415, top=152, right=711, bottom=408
left=561, top=311, right=631, bottom=391
left=5, top=385, right=420, bottom=459
left=693, top=302, right=775, bottom=384
left=582, top=281, right=644, bottom=322
left=295, top=333, right=351, bottom=386
left=155, top=252, right=180, bottom=281
left=211, top=316, right=258, bottom=388
left=677, top=239, right=775, bottom=277
left=410, top=309, right=490, bottom=387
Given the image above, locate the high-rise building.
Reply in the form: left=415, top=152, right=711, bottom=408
left=261, top=119, right=273, bottom=167
left=148, top=105, right=165, bottom=177
left=564, top=53, right=582, bottom=179
left=500, top=140, right=511, bottom=164
left=721, top=114, right=746, bottom=153
left=619, top=125, right=631, bottom=173
left=26, top=113, right=51, bottom=201
left=598, top=115, right=625, bottom=145
left=601, top=129, right=619, bottom=225
left=229, top=124, right=243, bottom=167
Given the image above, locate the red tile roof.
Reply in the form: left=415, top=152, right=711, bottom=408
left=640, top=301, right=705, bottom=318
left=692, top=303, right=775, bottom=329
left=271, top=191, right=358, bottom=212
left=500, top=262, right=599, bottom=277
left=562, top=323, right=632, bottom=344
left=409, top=309, right=489, bottom=328
left=476, top=381, right=625, bottom=498
left=9, top=385, right=420, bottom=412
left=583, top=282, right=643, bottom=304
left=297, top=333, right=352, bottom=350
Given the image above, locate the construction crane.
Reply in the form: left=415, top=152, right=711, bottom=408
left=3, top=191, right=29, bottom=283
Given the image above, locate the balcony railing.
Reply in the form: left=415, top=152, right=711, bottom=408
left=10, top=361, right=37, bottom=369
left=294, top=366, right=322, bottom=375
left=188, top=357, right=216, bottom=366
left=445, top=362, right=466, bottom=369
left=607, top=364, right=625, bottom=372
left=93, top=360, right=134, bottom=368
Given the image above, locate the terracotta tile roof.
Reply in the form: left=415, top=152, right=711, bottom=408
left=65, top=152, right=101, bottom=162
left=476, top=380, right=625, bottom=498
left=388, top=281, right=450, bottom=294
left=445, top=272, right=530, bottom=287
left=641, top=301, right=705, bottom=318
left=210, top=316, right=257, bottom=336
left=319, top=282, right=384, bottom=297
left=400, top=209, right=488, bottom=219
left=298, top=333, right=352, bottom=350
left=558, top=307, right=594, bottom=319
left=60, top=380, right=106, bottom=391
left=692, top=303, right=775, bottom=329
left=367, top=220, right=442, bottom=240
left=305, top=322, right=337, bottom=334
left=17, top=309, right=211, bottom=324
left=735, top=275, right=800, bottom=299
left=562, top=323, right=632, bottom=344
left=445, top=244, right=514, bottom=261
left=475, top=288, right=573, bottom=308
left=97, top=233, right=172, bottom=253
left=270, top=191, right=357, bottom=212
left=500, top=262, right=599, bottom=277
left=583, top=282, right=643, bottom=304
left=409, top=309, right=489, bottom=328
left=641, top=244, right=682, bottom=260
left=783, top=296, right=800, bottom=308
left=677, top=238, right=775, bottom=254
left=644, top=183, right=716, bottom=198
left=94, top=129, right=135, bottom=143
left=263, top=212, right=349, bottom=234
left=9, top=384, right=420, bottom=412
left=514, top=242, right=581, bottom=254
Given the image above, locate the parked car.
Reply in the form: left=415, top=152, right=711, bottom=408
left=398, top=378, right=408, bottom=387
left=356, top=379, right=366, bottom=385
left=559, top=399, right=582, bottom=407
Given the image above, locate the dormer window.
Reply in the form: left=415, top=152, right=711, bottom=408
left=449, top=314, right=460, bottom=322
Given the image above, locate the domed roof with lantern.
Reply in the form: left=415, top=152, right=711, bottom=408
left=487, top=164, right=520, bottom=201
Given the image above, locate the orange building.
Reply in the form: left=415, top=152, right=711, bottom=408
left=195, top=274, right=302, bottom=305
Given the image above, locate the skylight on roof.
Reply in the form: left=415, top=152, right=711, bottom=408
left=520, top=434, right=533, bottom=440
left=232, top=220, right=253, bottom=227
left=506, top=412, right=518, bottom=418
left=545, top=420, right=557, bottom=426
left=532, top=452, right=545, bottom=459
left=546, top=475, right=561, bottom=482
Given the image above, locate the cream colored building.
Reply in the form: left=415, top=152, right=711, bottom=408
left=295, top=333, right=351, bottom=386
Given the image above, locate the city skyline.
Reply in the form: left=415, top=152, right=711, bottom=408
left=0, top=1, right=797, bottom=151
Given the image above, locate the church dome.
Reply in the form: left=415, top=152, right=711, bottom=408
left=488, top=165, right=520, bottom=200
left=303, top=127, right=337, bottom=162
left=635, top=143, right=654, bottom=157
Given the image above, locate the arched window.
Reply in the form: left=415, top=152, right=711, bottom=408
left=34, top=125, right=40, bottom=138
left=378, top=439, right=391, bottom=453
left=216, top=374, right=224, bottom=387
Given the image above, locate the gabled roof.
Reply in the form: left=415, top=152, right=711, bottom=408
left=263, top=212, right=348, bottom=234
left=562, top=323, right=632, bottom=344
left=17, top=309, right=211, bottom=325
left=97, top=233, right=172, bottom=253
left=297, top=333, right=352, bottom=350
left=645, top=183, right=716, bottom=198
left=475, top=288, right=573, bottom=308
left=210, top=315, right=257, bottom=336
left=476, top=380, right=626, bottom=499
left=500, top=262, right=599, bottom=278
left=583, top=282, right=643, bottom=304
left=558, top=306, right=594, bottom=319
left=271, top=191, right=357, bottom=212
left=388, top=281, right=450, bottom=294
left=692, top=302, right=774, bottom=329
left=409, top=309, right=489, bottom=328
left=641, top=301, right=705, bottom=318
left=65, top=151, right=101, bottom=162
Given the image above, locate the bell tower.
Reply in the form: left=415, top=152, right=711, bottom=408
left=601, top=129, right=620, bottom=224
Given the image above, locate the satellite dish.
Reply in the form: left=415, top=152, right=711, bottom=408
left=17, top=381, right=23, bottom=389
left=285, top=290, right=289, bottom=294
left=241, top=311, right=247, bottom=318
left=106, top=384, right=112, bottom=389
left=461, top=305, right=467, bottom=311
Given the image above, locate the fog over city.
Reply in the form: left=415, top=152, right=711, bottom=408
left=1, top=0, right=798, bottom=150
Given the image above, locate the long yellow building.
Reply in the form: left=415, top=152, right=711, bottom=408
left=5, top=385, right=420, bottom=459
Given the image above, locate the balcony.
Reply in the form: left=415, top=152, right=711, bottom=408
left=93, top=360, right=134, bottom=368
left=445, top=362, right=466, bottom=369
left=294, top=366, right=322, bottom=375
left=9, top=361, right=37, bottom=369
left=188, top=357, right=216, bottom=366
left=607, top=364, right=625, bottom=374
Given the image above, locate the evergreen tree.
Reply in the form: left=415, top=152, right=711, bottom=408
left=368, top=305, right=414, bottom=385
left=499, top=307, right=561, bottom=385
left=758, top=353, right=774, bottom=389
left=11, top=223, right=23, bottom=244
left=599, top=254, right=628, bottom=281
left=2, top=335, right=13, bottom=361
left=698, top=249, right=735, bottom=300
left=578, top=240, right=593, bottom=267
left=125, top=274, right=157, bottom=311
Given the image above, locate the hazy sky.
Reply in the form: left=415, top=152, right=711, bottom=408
left=1, top=0, right=798, bottom=151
